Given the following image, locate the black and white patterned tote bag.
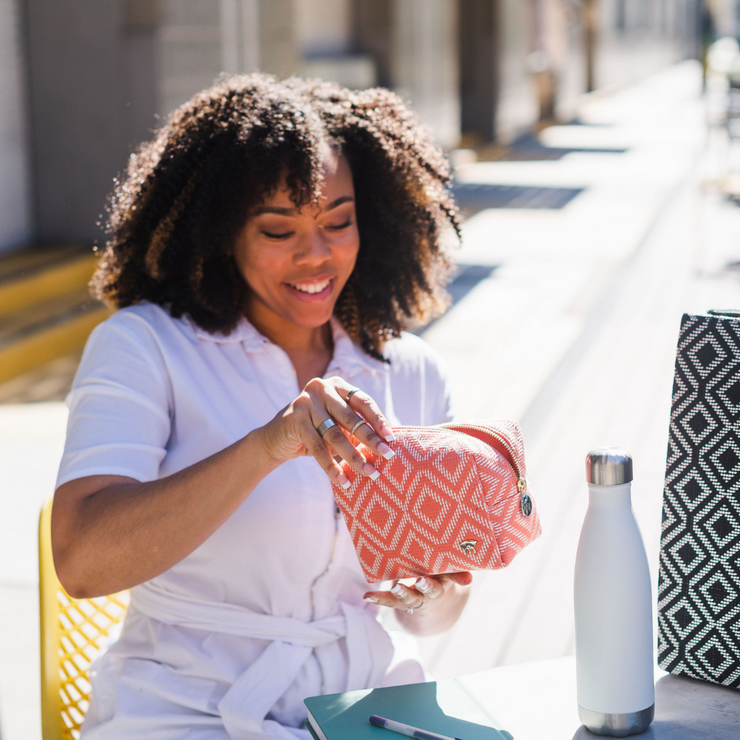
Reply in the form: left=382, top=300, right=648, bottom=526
left=658, top=311, right=740, bottom=688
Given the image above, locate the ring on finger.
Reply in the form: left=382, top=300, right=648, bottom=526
left=407, top=595, right=425, bottom=615
left=350, top=418, right=368, bottom=436
left=345, top=389, right=359, bottom=403
left=316, top=418, right=337, bottom=437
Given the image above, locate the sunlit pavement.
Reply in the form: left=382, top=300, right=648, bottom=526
left=412, top=60, right=740, bottom=678
left=2, top=59, right=738, bottom=739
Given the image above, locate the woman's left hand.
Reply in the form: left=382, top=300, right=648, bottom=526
left=363, top=571, right=472, bottom=636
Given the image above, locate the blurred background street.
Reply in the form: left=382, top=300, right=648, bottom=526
left=2, top=1, right=740, bottom=739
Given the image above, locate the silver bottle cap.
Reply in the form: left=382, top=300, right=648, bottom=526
left=586, top=448, right=633, bottom=485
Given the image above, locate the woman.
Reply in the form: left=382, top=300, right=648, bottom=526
left=52, top=73, right=471, bottom=739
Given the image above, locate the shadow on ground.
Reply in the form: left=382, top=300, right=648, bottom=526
left=417, top=264, right=498, bottom=336
left=452, top=182, right=586, bottom=215
left=497, top=131, right=627, bottom=161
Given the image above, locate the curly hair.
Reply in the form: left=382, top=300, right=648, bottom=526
left=92, top=73, right=461, bottom=359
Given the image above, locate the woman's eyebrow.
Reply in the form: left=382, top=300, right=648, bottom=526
left=253, top=196, right=354, bottom=217
left=323, top=196, right=354, bottom=212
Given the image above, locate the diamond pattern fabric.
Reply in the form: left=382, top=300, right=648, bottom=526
left=658, top=313, right=740, bottom=688
left=332, top=422, right=541, bottom=583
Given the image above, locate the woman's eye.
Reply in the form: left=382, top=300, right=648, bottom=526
left=326, top=219, right=353, bottom=231
left=262, top=231, right=294, bottom=240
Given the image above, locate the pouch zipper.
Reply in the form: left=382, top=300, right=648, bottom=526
left=443, top=422, right=527, bottom=493
left=396, top=423, right=527, bottom=493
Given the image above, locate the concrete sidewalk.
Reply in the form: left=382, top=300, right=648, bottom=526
left=413, top=60, right=740, bottom=677
left=1, top=60, right=735, bottom=740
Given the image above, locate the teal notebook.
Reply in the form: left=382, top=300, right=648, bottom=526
left=303, top=679, right=512, bottom=740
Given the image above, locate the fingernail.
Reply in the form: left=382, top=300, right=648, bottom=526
left=381, top=425, right=396, bottom=442
left=391, top=583, right=407, bottom=598
left=363, top=596, right=378, bottom=603
left=378, top=442, right=395, bottom=460
left=363, top=463, right=380, bottom=480
left=337, top=472, right=351, bottom=489
left=416, top=577, right=431, bottom=592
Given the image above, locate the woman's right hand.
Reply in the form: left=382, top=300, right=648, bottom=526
left=256, top=377, right=397, bottom=488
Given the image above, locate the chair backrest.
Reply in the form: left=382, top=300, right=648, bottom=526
left=39, top=498, right=129, bottom=740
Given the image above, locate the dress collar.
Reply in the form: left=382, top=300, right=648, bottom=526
left=191, top=316, right=388, bottom=377
left=191, top=318, right=264, bottom=349
left=327, top=317, right=389, bottom=378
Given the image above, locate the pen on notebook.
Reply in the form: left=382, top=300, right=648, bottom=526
left=368, top=714, right=463, bottom=740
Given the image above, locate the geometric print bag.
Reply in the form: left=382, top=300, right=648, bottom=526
left=658, top=312, right=740, bottom=688
left=331, top=421, right=542, bottom=583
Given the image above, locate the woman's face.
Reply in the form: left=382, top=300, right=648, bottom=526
left=234, top=152, right=360, bottom=335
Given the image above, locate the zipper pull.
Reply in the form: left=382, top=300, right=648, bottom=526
left=518, top=477, right=533, bottom=517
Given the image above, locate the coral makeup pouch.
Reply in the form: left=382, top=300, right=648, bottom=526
left=331, top=421, right=542, bottom=583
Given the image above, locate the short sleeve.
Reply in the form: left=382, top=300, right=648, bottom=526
left=385, top=333, right=455, bottom=426
left=422, top=344, right=455, bottom=424
left=55, top=311, right=173, bottom=489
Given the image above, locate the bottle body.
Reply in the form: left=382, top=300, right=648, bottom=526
left=574, top=482, right=654, bottom=736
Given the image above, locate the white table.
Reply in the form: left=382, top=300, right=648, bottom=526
left=455, top=657, right=740, bottom=739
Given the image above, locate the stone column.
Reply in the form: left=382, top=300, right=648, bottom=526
left=158, top=0, right=299, bottom=117
left=26, top=0, right=126, bottom=243
left=495, top=0, right=538, bottom=143
left=584, top=0, right=597, bottom=92
left=353, top=0, right=393, bottom=88
left=390, top=0, right=460, bottom=149
left=459, top=0, right=497, bottom=143
left=0, top=0, right=32, bottom=251
left=258, top=0, right=300, bottom=78
left=219, top=0, right=298, bottom=77
left=158, top=0, right=222, bottom=117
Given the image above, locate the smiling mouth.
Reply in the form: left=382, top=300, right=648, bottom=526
left=287, top=278, right=333, bottom=294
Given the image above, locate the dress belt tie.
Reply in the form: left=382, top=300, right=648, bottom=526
left=130, top=582, right=393, bottom=740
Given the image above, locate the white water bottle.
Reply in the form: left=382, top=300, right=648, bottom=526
left=574, top=448, right=654, bottom=737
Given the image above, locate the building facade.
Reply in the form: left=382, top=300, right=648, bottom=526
left=1, top=0, right=700, bottom=254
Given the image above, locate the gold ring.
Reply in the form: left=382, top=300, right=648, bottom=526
left=350, top=419, right=368, bottom=436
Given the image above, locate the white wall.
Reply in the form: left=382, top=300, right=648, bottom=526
left=393, top=0, right=460, bottom=149
left=708, top=0, right=738, bottom=38
left=0, top=0, right=32, bottom=253
left=496, top=0, right=538, bottom=144
left=296, top=0, right=351, bottom=56
left=158, top=0, right=222, bottom=118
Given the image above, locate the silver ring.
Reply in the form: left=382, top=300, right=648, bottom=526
left=350, top=419, right=368, bottom=436
left=345, top=389, right=359, bottom=404
left=406, top=596, right=425, bottom=615
left=316, top=419, right=337, bottom=437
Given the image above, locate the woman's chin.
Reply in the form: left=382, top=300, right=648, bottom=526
left=281, top=286, right=341, bottom=327
left=279, top=300, right=337, bottom=330
left=288, top=309, right=336, bottom=330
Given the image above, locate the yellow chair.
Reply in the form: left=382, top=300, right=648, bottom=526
left=39, top=498, right=129, bottom=740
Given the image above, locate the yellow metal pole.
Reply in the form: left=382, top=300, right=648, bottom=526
left=39, top=498, right=64, bottom=740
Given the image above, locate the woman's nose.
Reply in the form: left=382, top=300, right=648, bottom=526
left=295, top=227, right=331, bottom=262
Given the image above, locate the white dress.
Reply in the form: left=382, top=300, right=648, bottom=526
left=56, top=302, right=454, bottom=740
